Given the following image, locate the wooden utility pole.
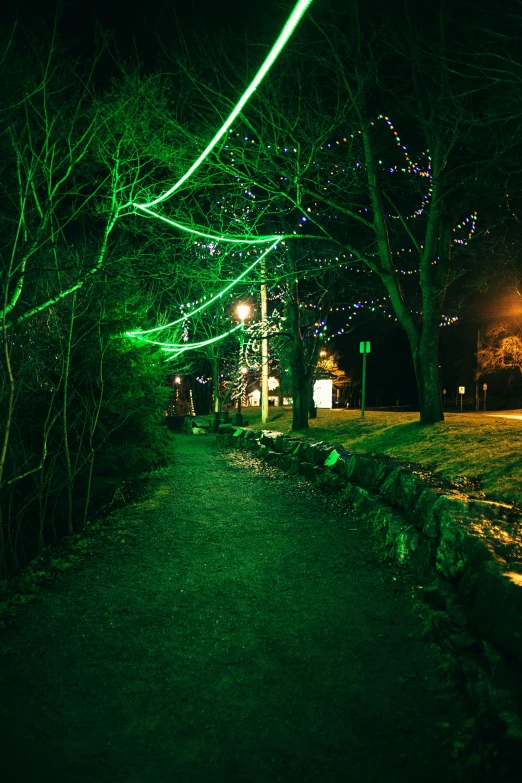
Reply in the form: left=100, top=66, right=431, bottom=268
left=475, top=328, right=481, bottom=411
left=261, top=258, right=269, bottom=424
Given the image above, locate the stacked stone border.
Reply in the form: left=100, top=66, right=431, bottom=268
left=218, top=423, right=522, bottom=770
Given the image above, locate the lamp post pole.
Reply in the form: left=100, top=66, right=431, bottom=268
left=236, top=325, right=245, bottom=424
left=359, top=341, right=370, bottom=418
left=234, top=303, right=251, bottom=425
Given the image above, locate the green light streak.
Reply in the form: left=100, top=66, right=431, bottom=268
left=134, top=0, right=313, bottom=209
left=134, top=322, right=243, bottom=349
left=161, top=323, right=244, bottom=360
left=127, top=240, right=278, bottom=337
left=134, top=205, right=281, bottom=243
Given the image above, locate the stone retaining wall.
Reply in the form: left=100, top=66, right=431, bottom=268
left=218, top=423, right=522, bottom=771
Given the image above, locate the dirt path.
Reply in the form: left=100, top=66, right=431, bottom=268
left=1, top=435, right=472, bottom=782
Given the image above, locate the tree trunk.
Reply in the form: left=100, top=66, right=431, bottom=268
left=212, top=355, right=220, bottom=413
left=285, top=280, right=310, bottom=430
left=84, top=324, right=106, bottom=528
left=308, top=377, right=317, bottom=419
left=290, top=364, right=310, bottom=430
left=62, top=294, right=76, bottom=534
left=411, top=326, right=443, bottom=424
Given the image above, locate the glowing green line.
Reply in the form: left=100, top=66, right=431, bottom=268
left=127, top=240, right=278, bottom=337
left=134, top=0, right=314, bottom=209
left=134, top=205, right=281, bottom=243
left=133, top=322, right=243, bottom=349
left=134, top=206, right=326, bottom=243
left=160, top=324, right=244, bottom=357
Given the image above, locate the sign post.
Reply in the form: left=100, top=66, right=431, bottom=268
left=360, top=341, right=371, bottom=418
left=458, top=386, right=465, bottom=411
left=483, top=383, right=488, bottom=411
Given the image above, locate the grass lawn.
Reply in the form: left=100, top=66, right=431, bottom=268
left=240, top=407, right=522, bottom=508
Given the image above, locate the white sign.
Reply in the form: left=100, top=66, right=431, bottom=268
left=313, top=379, right=333, bottom=409
left=458, top=386, right=465, bottom=395
left=248, top=389, right=261, bottom=405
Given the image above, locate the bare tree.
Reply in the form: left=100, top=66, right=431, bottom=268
left=0, top=29, right=196, bottom=573
left=478, top=324, right=522, bottom=375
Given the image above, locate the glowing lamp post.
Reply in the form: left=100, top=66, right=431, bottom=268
left=235, top=304, right=251, bottom=424
left=236, top=304, right=251, bottom=323
left=174, top=375, right=181, bottom=404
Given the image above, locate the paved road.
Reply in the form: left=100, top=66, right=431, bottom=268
left=1, top=436, right=471, bottom=782
left=486, top=413, right=522, bottom=420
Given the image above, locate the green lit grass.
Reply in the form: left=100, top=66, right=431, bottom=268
left=243, top=408, right=522, bottom=507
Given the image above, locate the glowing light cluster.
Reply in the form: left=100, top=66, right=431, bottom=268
left=452, top=212, right=478, bottom=245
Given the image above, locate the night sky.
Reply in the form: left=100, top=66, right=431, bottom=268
left=7, top=0, right=281, bottom=60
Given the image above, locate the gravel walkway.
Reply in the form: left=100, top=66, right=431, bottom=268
left=1, top=435, right=471, bottom=782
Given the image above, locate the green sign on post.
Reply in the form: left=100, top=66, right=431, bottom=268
left=360, top=341, right=370, bottom=417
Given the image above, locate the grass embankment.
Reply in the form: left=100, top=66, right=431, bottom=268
left=242, top=408, right=522, bottom=508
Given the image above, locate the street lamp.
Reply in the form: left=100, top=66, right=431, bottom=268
left=235, top=303, right=251, bottom=424
left=174, top=376, right=181, bottom=402
left=236, top=304, right=251, bottom=322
